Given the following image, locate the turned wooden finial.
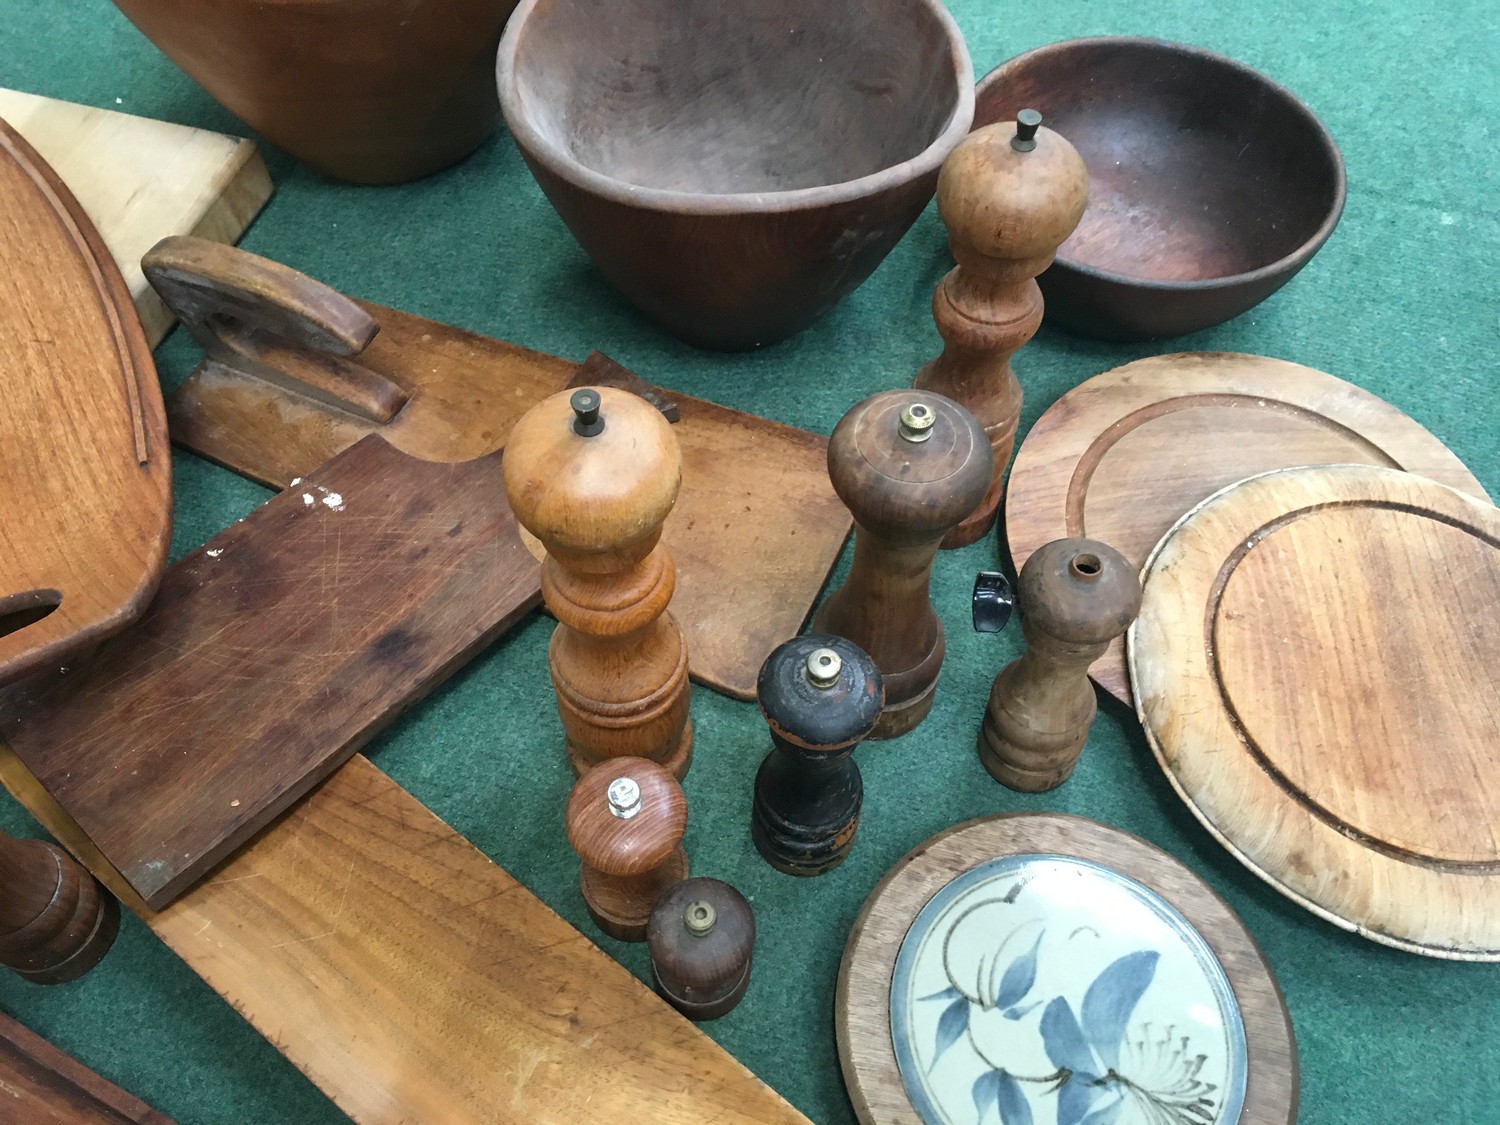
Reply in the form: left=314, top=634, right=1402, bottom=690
left=814, top=390, right=992, bottom=739
left=647, top=877, right=755, bottom=1020
left=977, top=538, right=1140, bottom=790
left=752, top=634, right=883, bottom=874
left=565, top=756, right=689, bottom=941
left=916, top=110, right=1088, bottom=548
left=0, top=831, right=119, bottom=984
left=504, top=386, right=693, bottom=779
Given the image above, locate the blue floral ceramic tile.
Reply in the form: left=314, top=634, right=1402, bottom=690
left=890, top=854, right=1247, bottom=1125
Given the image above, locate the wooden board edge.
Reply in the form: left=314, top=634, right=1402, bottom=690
left=0, top=1010, right=177, bottom=1124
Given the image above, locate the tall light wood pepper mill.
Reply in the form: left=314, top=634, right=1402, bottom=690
left=0, top=831, right=118, bottom=983
left=648, top=877, right=755, bottom=1020
left=504, top=386, right=693, bottom=779
left=566, top=756, right=689, bottom=941
left=978, top=538, right=1140, bottom=791
left=915, top=109, right=1088, bottom=548
left=752, top=634, right=883, bottom=874
left=814, top=390, right=992, bottom=739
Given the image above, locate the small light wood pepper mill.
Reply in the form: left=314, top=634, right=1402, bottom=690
left=565, top=756, right=689, bottom=942
left=752, top=634, right=883, bottom=874
left=915, top=109, right=1088, bottom=548
left=978, top=538, right=1140, bottom=791
left=647, top=877, right=755, bottom=1020
left=814, top=390, right=992, bottom=739
left=0, top=830, right=119, bottom=983
left=504, top=386, right=693, bottom=779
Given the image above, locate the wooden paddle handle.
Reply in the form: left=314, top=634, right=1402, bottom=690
left=143, top=236, right=408, bottom=423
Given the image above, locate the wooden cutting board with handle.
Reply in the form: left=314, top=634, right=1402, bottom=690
left=1004, top=352, right=1489, bottom=705
left=1129, top=464, right=1500, bottom=959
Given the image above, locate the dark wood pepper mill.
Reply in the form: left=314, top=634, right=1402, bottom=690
left=752, top=634, right=883, bottom=874
left=0, top=831, right=119, bottom=983
left=504, top=386, right=693, bottom=779
left=977, top=538, right=1141, bottom=791
left=915, top=109, right=1088, bottom=548
left=647, top=877, right=755, bottom=1020
left=565, top=756, right=689, bottom=942
left=814, top=390, right=992, bottom=739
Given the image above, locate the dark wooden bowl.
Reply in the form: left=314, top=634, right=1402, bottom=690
left=498, top=0, right=973, bottom=350
left=976, top=38, right=1345, bottom=340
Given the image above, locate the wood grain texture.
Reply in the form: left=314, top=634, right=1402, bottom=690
left=0, top=1010, right=174, bottom=1124
left=0, top=832, right=119, bottom=984
left=0, top=748, right=811, bottom=1125
left=0, top=435, right=540, bottom=909
left=1005, top=352, right=1490, bottom=704
left=1130, top=464, right=1500, bottom=959
left=0, top=119, right=171, bottom=687
left=648, top=878, right=756, bottom=1021
left=0, top=88, right=271, bottom=346
left=158, top=240, right=849, bottom=699
left=836, top=813, right=1296, bottom=1124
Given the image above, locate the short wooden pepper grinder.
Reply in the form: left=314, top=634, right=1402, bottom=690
left=915, top=109, right=1088, bottom=547
left=0, top=830, right=118, bottom=983
left=647, top=877, right=755, bottom=1020
left=814, top=390, right=992, bottom=739
left=978, top=539, right=1140, bottom=791
left=504, top=386, right=693, bottom=779
left=565, top=756, right=689, bottom=941
left=752, top=635, right=883, bottom=874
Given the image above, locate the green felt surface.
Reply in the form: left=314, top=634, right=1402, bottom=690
left=2, top=0, right=1498, bottom=1122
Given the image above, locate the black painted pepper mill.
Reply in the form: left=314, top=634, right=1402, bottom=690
left=814, top=390, right=992, bottom=738
left=647, top=877, right=755, bottom=1020
left=0, top=830, right=119, bottom=983
left=752, top=635, right=883, bottom=875
left=978, top=539, right=1141, bottom=791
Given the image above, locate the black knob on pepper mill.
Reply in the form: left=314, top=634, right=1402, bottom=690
left=751, top=634, right=883, bottom=875
left=647, top=877, right=755, bottom=1021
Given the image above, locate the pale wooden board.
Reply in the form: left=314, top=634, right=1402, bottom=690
left=836, top=814, right=1296, bottom=1124
left=1003, top=352, right=1490, bottom=705
left=0, top=89, right=271, bottom=346
left=1129, top=464, right=1500, bottom=959
left=0, top=748, right=811, bottom=1125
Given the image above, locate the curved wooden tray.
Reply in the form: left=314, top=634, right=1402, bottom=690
left=0, top=119, right=170, bottom=684
left=1130, top=464, right=1500, bottom=959
left=1004, top=352, right=1488, bottom=705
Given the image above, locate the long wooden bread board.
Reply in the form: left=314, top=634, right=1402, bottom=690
left=0, top=1010, right=175, bottom=1124
left=0, top=748, right=811, bottom=1125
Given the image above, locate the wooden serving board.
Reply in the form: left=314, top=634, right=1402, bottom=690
left=0, top=1010, right=175, bottom=1124
left=1129, top=464, right=1500, bottom=959
left=154, top=238, right=849, bottom=700
left=0, top=435, right=540, bottom=909
left=0, top=120, right=172, bottom=687
left=0, top=88, right=271, bottom=346
left=1004, top=352, right=1489, bottom=705
left=0, top=749, right=811, bottom=1125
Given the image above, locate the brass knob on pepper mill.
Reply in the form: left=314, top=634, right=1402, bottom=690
left=978, top=538, right=1140, bottom=790
left=916, top=108, right=1088, bottom=548
left=566, top=756, right=689, bottom=941
left=504, top=386, right=693, bottom=779
left=814, top=390, right=992, bottom=739
left=647, top=877, right=755, bottom=1020
left=752, top=634, right=883, bottom=874
left=0, top=830, right=119, bottom=983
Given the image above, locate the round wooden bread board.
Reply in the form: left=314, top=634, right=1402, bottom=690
left=1004, top=352, right=1489, bottom=705
left=836, top=813, right=1295, bottom=1124
left=1129, top=464, right=1500, bottom=959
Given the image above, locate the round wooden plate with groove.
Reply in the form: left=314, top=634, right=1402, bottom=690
left=1130, top=464, right=1500, bottom=959
left=1004, top=352, right=1489, bottom=706
left=836, top=813, right=1295, bottom=1124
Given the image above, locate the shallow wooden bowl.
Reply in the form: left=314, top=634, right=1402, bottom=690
left=976, top=37, right=1345, bottom=340
left=498, top=0, right=973, bottom=350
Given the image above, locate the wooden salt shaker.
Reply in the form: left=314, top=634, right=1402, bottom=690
left=752, top=635, right=882, bottom=875
left=565, top=756, right=689, bottom=942
left=916, top=109, right=1088, bottom=547
left=504, top=386, right=693, bottom=779
left=978, top=538, right=1140, bottom=791
left=814, top=391, right=992, bottom=739
left=0, top=831, right=118, bottom=983
left=647, top=878, right=755, bottom=1020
